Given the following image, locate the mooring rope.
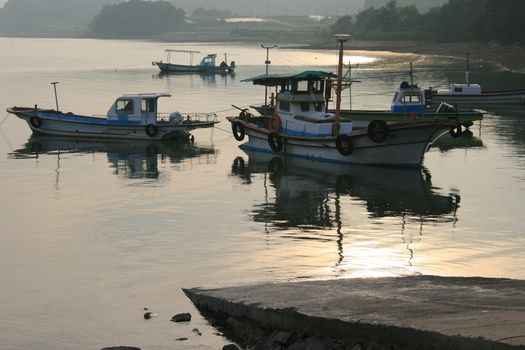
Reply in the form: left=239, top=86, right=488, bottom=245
left=0, top=113, right=9, bottom=126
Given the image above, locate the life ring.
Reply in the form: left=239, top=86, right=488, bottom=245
left=29, top=116, right=42, bottom=129
left=335, top=134, right=353, bottom=156
left=186, top=134, right=195, bottom=143
left=268, top=115, right=282, bottom=132
left=268, top=132, right=283, bottom=153
left=145, top=124, right=158, bottom=137
left=232, top=121, right=245, bottom=141
left=367, top=120, right=389, bottom=143
left=449, top=124, right=463, bottom=139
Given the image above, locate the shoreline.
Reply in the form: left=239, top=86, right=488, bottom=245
left=2, top=33, right=524, bottom=73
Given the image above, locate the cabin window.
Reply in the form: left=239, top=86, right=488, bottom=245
left=279, top=101, right=291, bottom=112
left=309, top=80, right=324, bottom=93
left=314, top=102, right=323, bottom=112
left=141, top=99, right=156, bottom=113
left=282, top=81, right=292, bottom=92
left=300, top=102, right=310, bottom=112
left=297, top=80, right=309, bottom=93
left=402, top=94, right=421, bottom=103
left=454, top=87, right=463, bottom=93
left=116, top=100, right=134, bottom=113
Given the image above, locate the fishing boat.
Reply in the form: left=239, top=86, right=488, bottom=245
left=425, top=53, right=525, bottom=106
left=227, top=35, right=483, bottom=167
left=341, top=80, right=483, bottom=138
left=7, top=93, right=219, bottom=141
left=152, top=49, right=235, bottom=74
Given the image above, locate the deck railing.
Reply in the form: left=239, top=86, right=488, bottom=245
left=157, top=113, right=219, bottom=123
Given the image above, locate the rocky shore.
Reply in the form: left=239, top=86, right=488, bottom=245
left=184, top=275, right=525, bottom=350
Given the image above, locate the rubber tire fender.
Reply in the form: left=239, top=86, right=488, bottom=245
left=232, top=121, right=245, bottom=141
left=30, top=116, right=42, bottom=129
left=449, top=124, right=463, bottom=139
left=367, top=120, right=389, bottom=143
left=145, top=124, right=158, bottom=138
left=268, top=132, right=283, bottom=153
left=335, top=134, right=354, bottom=156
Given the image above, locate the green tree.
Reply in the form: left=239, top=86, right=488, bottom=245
left=89, top=0, right=185, bottom=37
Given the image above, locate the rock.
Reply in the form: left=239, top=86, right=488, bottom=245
left=192, top=328, right=202, bottom=336
left=101, top=347, right=141, bottom=350
left=175, top=337, right=188, bottom=341
left=143, top=312, right=158, bottom=320
left=222, top=345, right=240, bottom=350
left=171, top=312, right=192, bottom=323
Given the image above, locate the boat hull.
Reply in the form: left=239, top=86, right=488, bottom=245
left=154, top=61, right=234, bottom=74
left=229, top=117, right=456, bottom=167
left=340, top=109, right=483, bottom=130
left=8, top=108, right=217, bottom=141
left=429, top=91, right=525, bottom=105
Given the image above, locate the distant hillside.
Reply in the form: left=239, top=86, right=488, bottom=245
left=168, top=0, right=366, bottom=16
left=0, top=0, right=118, bottom=34
left=364, top=0, right=447, bottom=12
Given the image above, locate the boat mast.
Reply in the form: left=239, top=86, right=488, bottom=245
left=261, top=44, right=277, bottom=106
left=51, top=81, right=59, bottom=111
left=334, top=34, right=350, bottom=136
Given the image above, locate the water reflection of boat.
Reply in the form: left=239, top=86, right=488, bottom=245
left=231, top=150, right=460, bottom=229
left=9, top=135, right=216, bottom=179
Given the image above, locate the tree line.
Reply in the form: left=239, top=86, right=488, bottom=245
left=331, top=0, right=525, bottom=45
left=89, top=0, right=185, bottom=37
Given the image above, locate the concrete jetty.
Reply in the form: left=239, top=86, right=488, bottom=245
left=184, top=275, right=525, bottom=350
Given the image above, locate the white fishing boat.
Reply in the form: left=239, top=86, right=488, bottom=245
left=227, top=35, right=482, bottom=167
left=426, top=53, right=525, bottom=106
left=7, top=93, right=218, bottom=141
left=153, top=49, right=235, bottom=74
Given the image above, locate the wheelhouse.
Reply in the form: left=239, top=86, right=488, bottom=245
left=107, top=93, right=171, bottom=125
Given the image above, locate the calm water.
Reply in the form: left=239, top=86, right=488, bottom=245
left=1, top=38, right=525, bottom=350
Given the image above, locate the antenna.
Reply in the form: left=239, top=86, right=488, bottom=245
left=261, top=44, right=277, bottom=106
left=51, top=82, right=59, bottom=111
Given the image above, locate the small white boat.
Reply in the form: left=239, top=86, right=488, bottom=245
left=228, top=36, right=482, bottom=167
left=153, top=49, right=235, bottom=74
left=426, top=53, right=525, bottom=106
left=7, top=93, right=219, bottom=140
left=427, top=83, right=525, bottom=105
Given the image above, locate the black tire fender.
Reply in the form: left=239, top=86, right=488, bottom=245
left=268, top=132, right=283, bottom=153
left=335, top=134, right=354, bottom=156
left=145, top=124, right=158, bottom=137
left=30, top=116, right=42, bottom=129
left=449, top=124, right=463, bottom=139
left=232, top=121, right=245, bottom=141
left=367, top=120, right=389, bottom=143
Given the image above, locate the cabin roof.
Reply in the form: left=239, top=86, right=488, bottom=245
left=242, top=71, right=336, bottom=86
left=120, top=93, right=171, bottom=99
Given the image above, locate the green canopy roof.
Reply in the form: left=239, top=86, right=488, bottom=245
left=241, top=70, right=336, bottom=86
